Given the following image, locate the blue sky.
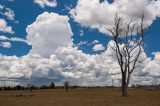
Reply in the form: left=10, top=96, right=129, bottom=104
left=0, top=0, right=160, bottom=86
left=0, top=0, right=112, bottom=56
left=0, top=0, right=159, bottom=57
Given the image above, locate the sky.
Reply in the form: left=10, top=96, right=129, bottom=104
left=0, top=0, right=160, bottom=86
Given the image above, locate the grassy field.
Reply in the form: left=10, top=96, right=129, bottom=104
left=0, top=88, right=160, bottom=106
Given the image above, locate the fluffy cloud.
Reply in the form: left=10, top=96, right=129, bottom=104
left=1, top=39, right=158, bottom=86
left=34, top=0, right=57, bottom=8
left=129, top=52, right=160, bottom=86
left=155, top=0, right=160, bottom=16
left=0, top=41, right=11, bottom=48
left=4, top=8, right=15, bottom=21
left=26, top=12, right=73, bottom=57
left=0, top=4, right=16, bottom=21
left=0, top=3, right=17, bottom=50
left=92, top=43, right=105, bottom=51
left=0, top=54, right=61, bottom=86
left=70, top=0, right=160, bottom=35
left=0, top=19, right=14, bottom=34
left=0, top=44, right=116, bottom=86
left=143, top=52, right=160, bottom=78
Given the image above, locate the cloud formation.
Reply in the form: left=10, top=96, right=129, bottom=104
left=144, top=52, right=160, bottom=78
left=0, top=3, right=16, bottom=22
left=0, top=39, right=159, bottom=86
left=0, top=44, right=115, bottom=86
left=26, top=12, right=73, bottom=57
left=0, top=35, right=27, bottom=43
left=0, top=41, right=11, bottom=48
left=34, top=0, right=57, bottom=8
left=0, top=19, right=14, bottom=34
left=70, top=0, right=160, bottom=35
left=92, top=43, right=105, bottom=51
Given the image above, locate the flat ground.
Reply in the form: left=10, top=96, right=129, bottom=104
left=0, top=88, right=160, bottom=106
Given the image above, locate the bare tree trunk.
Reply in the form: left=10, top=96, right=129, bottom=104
left=122, top=73, right=128, bottom=97
left=65, top=86, right=68, bottom=92
left=122, top=84, right=128, bottom=97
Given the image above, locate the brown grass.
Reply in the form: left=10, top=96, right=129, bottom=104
left=0, top=88, right=160, bottom=106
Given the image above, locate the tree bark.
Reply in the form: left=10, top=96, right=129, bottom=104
left=122, top=85, right=128, bottom=97
left=65, top=86, right=68, bottom=92
left=121, top=73, right=128, bottom=97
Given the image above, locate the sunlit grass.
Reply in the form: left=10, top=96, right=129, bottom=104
left=0, top=88, right=160, bottom=106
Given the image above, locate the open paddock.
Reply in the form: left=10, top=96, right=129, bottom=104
left=0, top=88, right=160, bottom=106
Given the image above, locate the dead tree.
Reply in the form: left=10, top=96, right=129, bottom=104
left=112, top=79, right=115, bottom=92
left=27, top=84, right=32, bottom=92
left=64, top=81, right=70, bottom=92
left=106, top=14, right=151, bottom=96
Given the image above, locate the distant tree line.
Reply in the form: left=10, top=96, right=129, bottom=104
left=0, top=82, right=56, bottom=91
left=0, top=82, right=81, bottom=91
left=0, top=82, right=159, bottom=91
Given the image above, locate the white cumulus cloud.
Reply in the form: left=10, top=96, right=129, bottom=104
left=70, top=0, right=160, bottom=35
left=34, top=0, right=57, bottom=8
left=0, top=41, right=159, bottom=86
left=143, top=52, right=160, bottom=78
left=92, top=43, right=105, bottom=51
left=0, top=19, right=14, bottom=34
left=26, top=12, right=73, bottom=57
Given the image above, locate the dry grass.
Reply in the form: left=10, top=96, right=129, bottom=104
left=0, top=88, right=160, bottom=106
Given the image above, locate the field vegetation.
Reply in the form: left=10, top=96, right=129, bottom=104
left=0, top=88, right=160, bottom=106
